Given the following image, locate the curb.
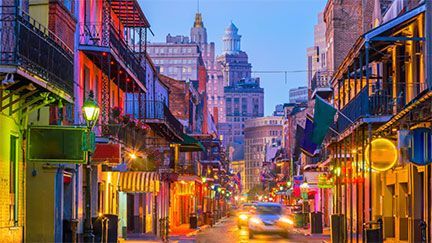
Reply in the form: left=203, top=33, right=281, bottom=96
left=185, top=224, right=211, bottom=237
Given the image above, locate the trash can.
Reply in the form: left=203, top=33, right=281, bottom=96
left=189, top=213, right=198, bottom=229
left=104, top=214, right=118, bottom=243
left=310, top=212, right=323, bottom=234
left=331, top=214, right=346, bottom=243
left=294, top=213, right=306, bottom=228
left=365, top=228, right=381, bottom=243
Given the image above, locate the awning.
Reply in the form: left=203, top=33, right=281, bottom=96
left=92, top=143, right=122, bottom=164
left=119, top=172, right=160, bottom=193
left=179, top=134, right=206, bottom=152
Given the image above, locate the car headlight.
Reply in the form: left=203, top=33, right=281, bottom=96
left=279, top=216, right=294, bottom=225
left=239, top=214, right=248, bottom=221
left=250, top=217, right=262, bottom=225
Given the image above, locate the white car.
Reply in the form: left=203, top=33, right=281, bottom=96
left=248, top=202, right=293, bottom=239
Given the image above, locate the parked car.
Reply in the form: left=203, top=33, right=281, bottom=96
left=248, top=202, right=293, bottom=239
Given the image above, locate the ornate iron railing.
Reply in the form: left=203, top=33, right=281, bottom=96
left=79, top=22, right=146, bottom=86
left=175, top=163, right=198, bottom=175
left=125, top=100, right=184, bottom=135
left=337, top=87, right=393, bottom=132
left=102, top=117, right=148, bottom=150
left=0, top=8, right=74, bottom=95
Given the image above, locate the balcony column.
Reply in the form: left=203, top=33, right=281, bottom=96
left=354, top=59, right=358, bottom=96
left=354, top=129, right=360, bottom=239
left=365, top=41, right=371, bottom=116
left=361, top=126, right=366, bottom=237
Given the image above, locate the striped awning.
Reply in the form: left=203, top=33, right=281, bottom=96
left=119, top=172, right=160, bottom=193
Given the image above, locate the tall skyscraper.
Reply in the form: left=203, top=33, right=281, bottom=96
left=217, top=23, right=252, bottom=87
left=147, top=12, right=226, bottom=123
left=190, top=12, right=226, bottom=123
left=217, top=22, right=264, bottom=161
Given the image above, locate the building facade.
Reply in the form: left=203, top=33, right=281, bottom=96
left=217, top=23, right=264, bottom=161
left=244, top=116, right=282, bottom=192
left=190, top=12, right=226, bottom=123
left=147, top=39, right=204, bottom=82
left=223, top=78, right=264, bottom=161
left=288, top=86, right=308, bottom=103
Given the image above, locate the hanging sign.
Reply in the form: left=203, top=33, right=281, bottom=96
left=408, top=128, right=432, bottom=165
left=365, top=138, right=398, bottom=171
left=317, top=173, right=334, bottom=188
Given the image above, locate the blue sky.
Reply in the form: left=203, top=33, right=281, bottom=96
left=140, top=0, right=327, bottom=115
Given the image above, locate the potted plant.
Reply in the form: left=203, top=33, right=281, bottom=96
left=112, top=106, right=122, bottom=118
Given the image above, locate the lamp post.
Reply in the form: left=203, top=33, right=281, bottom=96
left=82, top=91, right=100, bottom=243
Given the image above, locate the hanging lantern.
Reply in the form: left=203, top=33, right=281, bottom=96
left=365, top=138, right=398, bottom=172
left=408, top=128, right=432, bottom=165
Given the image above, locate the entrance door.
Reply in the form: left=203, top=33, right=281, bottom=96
left=413, top=171, right=425, bottom=242
left=127, top=194, right=134, bottom=232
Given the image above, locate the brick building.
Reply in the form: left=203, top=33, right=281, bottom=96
left=323, top=0, right=374, bottom=73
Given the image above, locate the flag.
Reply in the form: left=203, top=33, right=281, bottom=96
left=312, top=95, right=337, bottom=145
left=236, top=172, right=242, bottom=192
left=233, top=172, right=242, bottom=192
left=300, top=115, right=318, bottom=157
left=293, top=124, right=304, bottom=161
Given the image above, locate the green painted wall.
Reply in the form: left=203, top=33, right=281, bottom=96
left=0, top=96, right=24, bottom=242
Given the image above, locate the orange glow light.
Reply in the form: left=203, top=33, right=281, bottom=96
left=365, top=138, right=398, bottom=172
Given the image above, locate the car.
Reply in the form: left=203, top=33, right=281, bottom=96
left=237, top=203, right=255, bottom=228
left=247, top=202, right=293, bottom=239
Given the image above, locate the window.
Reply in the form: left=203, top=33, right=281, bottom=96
left=10, top=135, right=18, bottom=225
left=94, top=74, right=99, bottom=101
left=84, top=66, right=90, bottom=96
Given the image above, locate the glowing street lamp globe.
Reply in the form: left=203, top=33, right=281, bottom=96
left=82, top=91, right=100, bottom=129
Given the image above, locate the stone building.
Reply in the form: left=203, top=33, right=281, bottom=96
left=288, top=86, right=308, bottom=103
left=217, top=23, right=264, bottom=161
left=147, top=40, right=204, bottom=82
left=190, top=12, right=226, bottom=123
left=148, top=12, right=225, bottom=124
left=244, top=116, right=283, bottom=191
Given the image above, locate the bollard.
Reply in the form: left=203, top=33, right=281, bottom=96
left=377, top=218, right=383, bottom=243
left=165, top=217, right=170, bottom=241
left=420, top=220, right=427, bottom=243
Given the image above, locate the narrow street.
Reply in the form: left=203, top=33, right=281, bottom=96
left=157, top=217, right=329, bottom=243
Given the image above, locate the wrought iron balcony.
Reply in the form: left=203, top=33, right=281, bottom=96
left=79, top=22, right=146, bottom=86
left=102, top=116, right=148, bottom=150
left=337, top=87, right=394, bottom=133
left=175, top=163, right=198, bottom=175
left=0, top=10, right=74, bottom=96
left=125, top=100, right=184, bottom=141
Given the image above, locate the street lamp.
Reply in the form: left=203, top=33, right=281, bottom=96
left=82, top=91, right=100, bottom=129
left=82, top=91, right=100, bottom=242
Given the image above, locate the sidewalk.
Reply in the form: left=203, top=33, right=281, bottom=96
left=293, top=226, right=331, bottom=240
left=121, top=223, right=213, bottom=242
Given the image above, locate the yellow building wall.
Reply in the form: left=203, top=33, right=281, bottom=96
left=0, top=98, right=24, bottom=242
left=29, top=0, right=49, bottom=26
left=25, top=106, right=57, bottom=242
